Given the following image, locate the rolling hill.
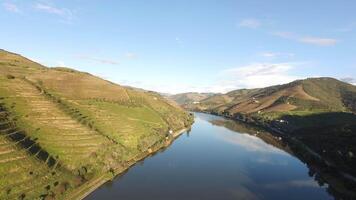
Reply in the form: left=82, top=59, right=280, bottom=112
left=169, top=92, right=215, bottom=105
left=0, top=49, right=193, bottom=199
left=183, top=78, right=356, bottom=116
left=176, top=78, right=356, bottom=178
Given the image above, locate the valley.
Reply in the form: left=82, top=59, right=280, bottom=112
left=1, top=49, right=355, bottom=200
left=171, top=78, right=356, bottom=188
left=1, top=1, right=355, bottom=199
left=86, top=113, right=354, bottom=200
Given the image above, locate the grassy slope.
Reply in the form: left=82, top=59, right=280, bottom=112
left=0, top=49, right=193, bottom=199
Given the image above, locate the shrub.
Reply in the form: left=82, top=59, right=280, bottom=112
left=6, top=74, right=15, bottom=79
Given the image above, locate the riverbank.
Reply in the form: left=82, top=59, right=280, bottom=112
left=66, top=127, right=189, bottom=200
left=83, top=112, right=340, bottom=200
left=196, top=110, right=356, bottom=198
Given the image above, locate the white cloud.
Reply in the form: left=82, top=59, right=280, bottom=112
left=3, top=2, right=20, bottom=13
left=225, top=63, right=293, bottom=77
left=96, top=62, right=305, bottom=94
left=239, top=18, right=261, bottom=29
left=91, top=62, right=307, bottom=94
left=34, top=3, right=74, bottom=22
left=219, top=62, right=301, bottom=90
left=128, top=62, right=303, bottom=94
left=340, top=77, right=356, bottom=85
left=124, top=52, right=137, bottom=59
left=261, top=52, right=279, bottom=58
left=34, top=3, right=68, bottom=16
left=75, top=55, right=120, bottom=65
left=299, top=37, right=338, bottom=46
left=260, top=52, right=295, bottom=58
left=272, top=31, right=338, bottom=46
left=271, top=31, right=296, bottom=39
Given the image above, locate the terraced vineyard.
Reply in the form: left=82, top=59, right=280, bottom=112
left=0, top=77, right=114, bottom=170
left=0, top=140, right=61, bottom=199
left=0, top=49, right=193, bottom=199
left=0, top=97, right=79, bottom=200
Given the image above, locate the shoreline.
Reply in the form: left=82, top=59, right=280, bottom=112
left=68, top=127, right=189, bottom=200
left=195, top=111, right=356, bottom=197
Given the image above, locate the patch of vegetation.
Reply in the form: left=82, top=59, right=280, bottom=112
left=51, top=67, right=81, bottom=73
left=6, top=74, right=15, bottom=79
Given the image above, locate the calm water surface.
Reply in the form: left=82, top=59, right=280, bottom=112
left=86, top=113, right=333, bottom=200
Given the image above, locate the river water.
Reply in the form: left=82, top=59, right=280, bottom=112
left=86, top=113, right=334, bottom=200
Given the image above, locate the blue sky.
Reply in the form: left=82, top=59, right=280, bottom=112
left=1, top=0, right=356, bottom=93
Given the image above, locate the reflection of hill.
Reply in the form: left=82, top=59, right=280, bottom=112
left=208, top=117, right=356, bottom=200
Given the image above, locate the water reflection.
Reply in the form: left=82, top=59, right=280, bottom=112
left=86, top=113, right=338, bottom=200
left=206, top=114, right=356, bottom=200
left=219, top=132, right=286, bottom=155
left=264, top=179, right=319, bottom=189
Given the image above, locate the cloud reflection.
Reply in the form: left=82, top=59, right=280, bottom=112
left=264, top=179, right=320, bottom=189
left=220, top=132, right=287, bottom=155
left=229, top=186, right=260, bottom=200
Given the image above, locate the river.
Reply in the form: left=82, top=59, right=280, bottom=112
left=86, top=112, right=335, bottom=200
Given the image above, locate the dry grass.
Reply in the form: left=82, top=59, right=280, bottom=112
left=28, top=70, right=131, bottom=101
left=227, top=84, right=320, bottom=114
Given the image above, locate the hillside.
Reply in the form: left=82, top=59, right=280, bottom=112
left=0, top=49, right=193, bottom=199
left=169, top=92, right=215, bottom=105
left=178, top=78, right=356, bottom=177
left=184, top=78, right=356, bottom=115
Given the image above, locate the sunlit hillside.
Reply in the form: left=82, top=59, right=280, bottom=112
left=0, top=49, right=193, bottom=199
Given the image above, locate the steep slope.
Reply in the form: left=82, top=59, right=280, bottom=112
left=0, top=49, right=193, bottom=199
